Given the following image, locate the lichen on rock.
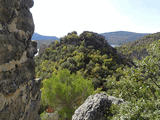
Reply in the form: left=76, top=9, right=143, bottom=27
left=72, top=93, right=123, bottom=120
left=0, top=0, right=41, bottom=120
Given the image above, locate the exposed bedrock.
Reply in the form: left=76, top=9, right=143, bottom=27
left=72, top=93, right=123, bottom=120
left=0, top=0, right=41, bottom=120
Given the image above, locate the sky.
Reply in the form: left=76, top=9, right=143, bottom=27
left=31, top=0, right=160, bottom=37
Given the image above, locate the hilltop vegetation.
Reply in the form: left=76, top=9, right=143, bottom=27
left=36, top=31, right=130, bottom=89
left=118, top=32, right=160, bottom=59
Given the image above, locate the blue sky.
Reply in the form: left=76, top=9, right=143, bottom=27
left=31, top=0, right=160, bottom=37
left=111, top=0, right=160, bottom=31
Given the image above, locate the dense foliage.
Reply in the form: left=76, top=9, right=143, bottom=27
left=36, top=31, right=160, bottom=120
left=41, top=69, right=94, bottom=120
left=106, top=40, right=160, bottom=119
left=36, top=31, right=130, bottom=89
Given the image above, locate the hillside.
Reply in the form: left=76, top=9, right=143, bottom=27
left=35, top=31, right=131, bottom=89
left=101, top=31, right=149, bottom=45
left=32, top=33, right=59, bottom=48
left=117, top=32, right=160, bottom=59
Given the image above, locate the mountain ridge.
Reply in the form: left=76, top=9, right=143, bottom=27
left=32, top=33, right=59, bottom=40
left=32, top=33, right=59, bottom=49
left=101, top=31, right=150, bottom=45
left=33, top=31, right=150, bottom=49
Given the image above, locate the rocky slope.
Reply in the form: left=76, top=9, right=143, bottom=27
left=0, top=0, right=41, bottom=120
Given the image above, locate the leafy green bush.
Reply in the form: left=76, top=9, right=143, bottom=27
left=110, top=99, right=160, bottom=120
left=105, top=40, right=160, bottom=119
left=41, top=69, right=94, bottom=120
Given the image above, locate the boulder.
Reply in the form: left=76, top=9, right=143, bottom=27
left=72, top=93, right=123, bottom=120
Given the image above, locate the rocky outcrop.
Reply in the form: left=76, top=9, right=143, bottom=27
left=60, top=31, right=110, bottom=50
left=72, top=93, right=123, bottom=120
left=0, top=0, right=41, bottom=120
left=79, top=31, right=108, bottom=49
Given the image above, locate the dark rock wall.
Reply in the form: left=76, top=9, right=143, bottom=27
left=0, top=0, right=41, bottom=120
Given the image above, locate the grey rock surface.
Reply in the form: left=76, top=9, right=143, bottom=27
left=0, top=0, right=41, bottom=120
left=72, top=93, right=123, bottom=120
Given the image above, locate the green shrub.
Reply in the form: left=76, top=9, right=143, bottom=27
left=41, top=69, right=94, bottom=120
left=105, top=41, right=160, bottom=119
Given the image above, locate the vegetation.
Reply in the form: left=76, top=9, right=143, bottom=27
left=106, top=40, right=160, bottom=119
left=35, top=31, right=130, bottom=89
left=41, top=69, right=94, bottom=120
left=35, top=31, right=160, bottom=119
left=118, top=32, right=160, bottom=60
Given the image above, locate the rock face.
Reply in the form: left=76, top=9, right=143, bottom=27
left=72, top=93, right=123, bottom=120
left=0, top=0, right=41, bottom=120
left=79, top=31, right=108, bottom=49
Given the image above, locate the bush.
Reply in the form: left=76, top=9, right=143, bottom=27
left=41, top=69, right=94, bottom=120
left=105, top=41, right=160, bottom=119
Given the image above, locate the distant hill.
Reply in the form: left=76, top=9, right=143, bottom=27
left=32, top=33, right=59, bottom=49
left=117, top=32, right=160, bottom=60
left=101, top=31, right=149, bottom=45
left=32, top=33, right=59, bottom=40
